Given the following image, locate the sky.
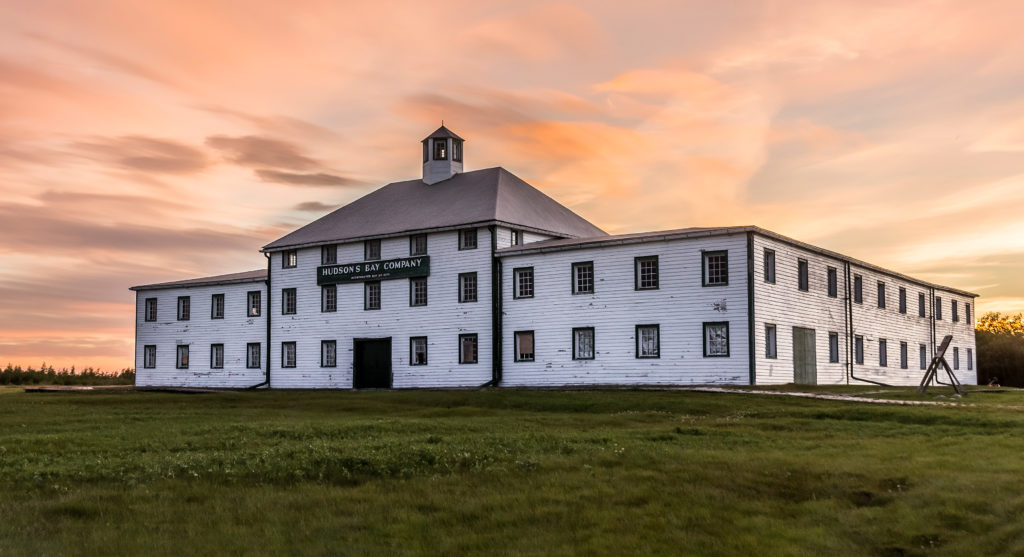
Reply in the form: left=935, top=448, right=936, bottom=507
left=2, top=0, right=1024, bottom=371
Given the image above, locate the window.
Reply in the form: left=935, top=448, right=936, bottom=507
left=952, top=300, right=959, bottom=322
left=637, top=325, right=660, bottom=358
left=364, top=239, right=381, bottom=261
left=247, top=343, right=261, bottom=369
left=898, top=288, right=907, bottom=314
left=364, top=281, right=381, bottom=310
left=321, top=244, right=337, bottom=265
left=177, top=296, right=190, bottom=321
left=176, top=345, right=189, bottom=369
left=410, top=277, right=427, bottom=306
left=144, top=298, right=157, bottom=322
left=514, top=331, right=535, bottom=362
left=635, top=256, right=659, bottom=290
left=854, top=275, right=863, bottom=304
left=283, top=250, right=297, bottom=268
left=247, top=291, right=261, bottom=317
left=765, top=324, right=777, bottom=359
left=282, top=288, right=297, bottom=315
left=459, top=334, right=478, bottom=364
left=879, top=339, right=888, bottom=367
left=967, top=348, right=973, bottom=371
left=433, top=138, right=447, bottom=160
left=572, top=262, right=594, bottom=294
left=211, top=344, right=224, bottom=369
left=322, top=285, right=337, bottom=312
left=511, top=229, right=523, bottom=246
left=452, top=139, right=462, bottom=162
left=918, top=293, right=926, bottom=318
left=877, top=282, right=886, bottom=309
left=422, top=141, right=428, bottom=163
left=322, top=340, right=337, bottom=368
left=966, top=303, right=971, bottom=324
left=900, top=342, right=908, bottom=369
left=953, top=347, right=960, bottom=370
left=459, top=273, right=478, bottom=303
left=211, top=294, right=225, bottom=319
left=514, top=267, right=534, bottom=299
left=459, top=228, right=477, bottom=250
left=827, top=267, right=837, bottom=297
left=764, top=249, right=776, bottom=283
left=282, top=342, right=296, bottom=368
left=410, top=337, right=427, bottom=366
left=936, top=297, right=942, bottom=320
left=920, top=344, right=928, bottom=370
left=855, top=336, right=864, bottom=364
left=703, top=251, right=728, bottom=286
left=410, top=234, right=427, bottom=256
left=143, top=345, right=156, bottom=368
left=573, top=327, right=595, bottom=360
left=797, top=259, right=809, bottom=291
left=829, top=332, right=839, bottom=363
left=703, top=322, right=729, bottom=357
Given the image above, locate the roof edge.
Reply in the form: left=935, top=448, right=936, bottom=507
left=130, top=269, right=268, bottom=292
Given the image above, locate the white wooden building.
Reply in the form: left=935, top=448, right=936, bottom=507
left=132, top=126, right=978, bottom=389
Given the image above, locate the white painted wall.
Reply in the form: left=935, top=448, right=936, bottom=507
left=499, top=233, right=750, bottom=386
left=134, top=281, right=266, bottom=388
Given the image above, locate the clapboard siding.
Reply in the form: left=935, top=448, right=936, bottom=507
left=135, top=281, right=266, bottom=388
left=500, top=234, right=750, bottom=386
left=269, top=229, right=493, bottom=389
left=930, top=287, right=978, bottom=385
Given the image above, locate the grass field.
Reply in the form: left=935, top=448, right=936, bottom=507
left=1, top=386, right=1023, bottom=556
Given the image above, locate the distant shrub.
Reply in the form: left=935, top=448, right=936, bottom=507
left=976, top=312, right=1024, bottom=387
left=0, top=364, right=135, bottom=386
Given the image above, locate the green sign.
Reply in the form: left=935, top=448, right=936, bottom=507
left=317, top=256, right=430, bottom=285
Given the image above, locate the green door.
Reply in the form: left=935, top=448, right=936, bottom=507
left=792, top=327, right=817, bottom=385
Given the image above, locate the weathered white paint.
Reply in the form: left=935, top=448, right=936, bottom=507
left=134, top=281, right=266, bottom=388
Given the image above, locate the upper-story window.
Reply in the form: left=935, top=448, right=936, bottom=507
left=211, top=293, right=225, bottom=319
left=247, top=291, right=261, bottom=317
left=966, top=303, right=971, bottom=324
left=410, top=277, right=428, bottom=306
left=514, top=267, right=534, bottom=299
left=177, top=296, right=190, bottom=321
left=952, top=300, right=959, bottom=322
left=899, top=287, right=907, bottom=314
left=459, top=229, right=477, bottom=250
left=877, top=281, right=886, bottom=309
left=282, top=288, right=297, bottom=315
left=703, top=251, right=728, bottom=286
left=364, top=281, right=381, bottom=310
left=635, top=256, right=659, bottom=290
left=854, top=274, right=863, bottom=304
left=283, top=250, right=297, bottom=268
left=763, top=249, right=776, bottom=283
left=410, top=234, right=427, bottom=256
left=459, top=273, right=478, bottom=303
left=452, top=139, right=463, bottom=162
left=827, top=267, right=837, bottom=298
left=797, top=259, right=809, bottom=292
left=144, top=298, right=157, bottom=322
left=936, top=296, right=943, bottom=320
left=322, top=285, right=337, bottom=313
left=572, top=262, right=594, bottom=294
left=364, top=239, right=381, bottom=261
left=918, top=292, right=926, bottom=318
left=321, top=245, right=337, bottom=265
left=511, top=230, right=523, bottom=246
left=433, top=138, right=447, bottom=160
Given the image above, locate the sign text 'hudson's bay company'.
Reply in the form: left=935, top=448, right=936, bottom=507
left=317, top=256, right=430, bottom=285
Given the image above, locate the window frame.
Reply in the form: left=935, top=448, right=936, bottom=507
left=459, top=333, right=478, bottom=364
left=144, top=298, right=158, bottom=322
left=281, top=341, right=297, bottom=368
left=953, top=347, right=960, bottom=370
left=763, top=248, right=776, bottom=284
left=410, top=337, right=428, bottom=366
left=572, top=261, right=595, bottom=294
left=322, top=284, right=337, bottom=313
left=853, top=274, right=863, bottom=304
left=918, top=292, right=926, bottom=318
left=702, top=250, right=729, bottom=287
left=321, top=244, right=337, bottom=265
left=967, top=348, right=973, bottom=371
left=433, top=137, right=447, bottom=160
left=879, top=338, right=888, bottom=367
left=281, top=288, right=297, bottom=315
left=247, top=291, right=261, bottom=317
left=321, top=340, right=337, bottom=368
left=827, top=267, right=837, bottom=298
left=634, top=256, right=659, bottom=291
left=282, top=250, right=297, bottom=269
left=828, top=332, right=839, bottom=363
left=410, top=277, right=428, bottom=307
left=936, top=297, right=943, bottom=320
left=877, top=281, right=886, bottom=309
left=899, top=287, right=907, bottom=314
left=920, top=344, right=928, bottom=370
left=211, top=293, right=225, bottom=319
left=514, top=330, right=535, bottom=362
left=459, top=228, right=478, bottom=250
left=765, top=323, right=777, bottom=359
left=246, top=343, right=261, bottom=369
left=900, top=341, right=908, bottom=370
left=459, top=272, right=478, bottom=303
left=176, top=345, right=189, bottom=369
left=952, top=300, right=959, bottom=322
left=572, top=327, right=595, bottom=360
left=452, top=139, right=462, bottom=162
left=511, top=229, right=523, bottom=246
left=410, top=234, right=427, bottom=256
left=177, top=296, right=190, bottom=321
left=513, top=267, right=534, bottom=299
left=364, top=239, right=381, bottom=261
left=143, top=345, right=156, bottom=368
left=797, top=259, right=809, bottom=292
left=364, top=281, right=381, bottom=310
left=210, top=343, right=224, bottom=369
left=636, top=324, right=661, bottom=359
left=703, top=321, right=730, bottom=358
left=855, top=335, right=864, bottom=364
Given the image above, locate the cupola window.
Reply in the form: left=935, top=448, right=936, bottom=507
left=433, top=138, right=447, bottom=160
left=452, top=139, right=462, bottom=162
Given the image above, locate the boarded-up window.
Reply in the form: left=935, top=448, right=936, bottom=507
left=459, top=334, right=478, bottom=364
left=515, top=331, right=534, bottom=362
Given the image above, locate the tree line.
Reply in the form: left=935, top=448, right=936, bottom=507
left=0, top=364, right=135, bottom=385
left=975, top=312, right=1024, bottom=387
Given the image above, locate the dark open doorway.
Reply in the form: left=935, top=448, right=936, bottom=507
left=353, top=338, right=392, bottom=389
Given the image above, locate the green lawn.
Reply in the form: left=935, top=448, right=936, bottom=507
left=1, top=386, right=1023, bottom=556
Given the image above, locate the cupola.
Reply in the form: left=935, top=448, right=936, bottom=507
left=421, top=124, right=464, bottom=185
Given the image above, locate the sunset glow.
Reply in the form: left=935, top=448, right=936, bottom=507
left=2, top=1, right=1023, bottom=370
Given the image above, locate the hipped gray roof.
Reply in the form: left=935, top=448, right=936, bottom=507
left=423, top=125, right=464, bottom=142
left=130, top=269, right=267, bottom=291
left=263, top=167, right=606, bottom=251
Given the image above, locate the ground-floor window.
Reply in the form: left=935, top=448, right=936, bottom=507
left=703, top=322, right=729, bottom=357
left=920, top=344, right=928, bottom=370
left=322, top=340, right=337, bottom=367
left=900, top=342, right=908, bottom=369
left=879, top=339, right=888, bottom=367
left=855, top=336, right=864, bottom=364
left=143, top=345, right=156, bottom=368
left=176, top=345, right=189, bottom=369
left=211, top=344, right=224, bottom=369
left=514, top=331, right=534, bottom=362
left=282, top=342, right=297, bottom=368
left=953, top=347, right=959, bottom=370
left=967, top=348, right=973, bottom=371
left=636, top=324, right=660, bottom=358
left=410, top=337, right=427, bottom=365
left=573, top=327, right=595, bottom=360
left=828, top=332, right=839, bottom=363
left=247, top=343, right=261, bottom=369
left=765, top=324, right=777, bottom=359
left=459, top=334, right=478, bottom=364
